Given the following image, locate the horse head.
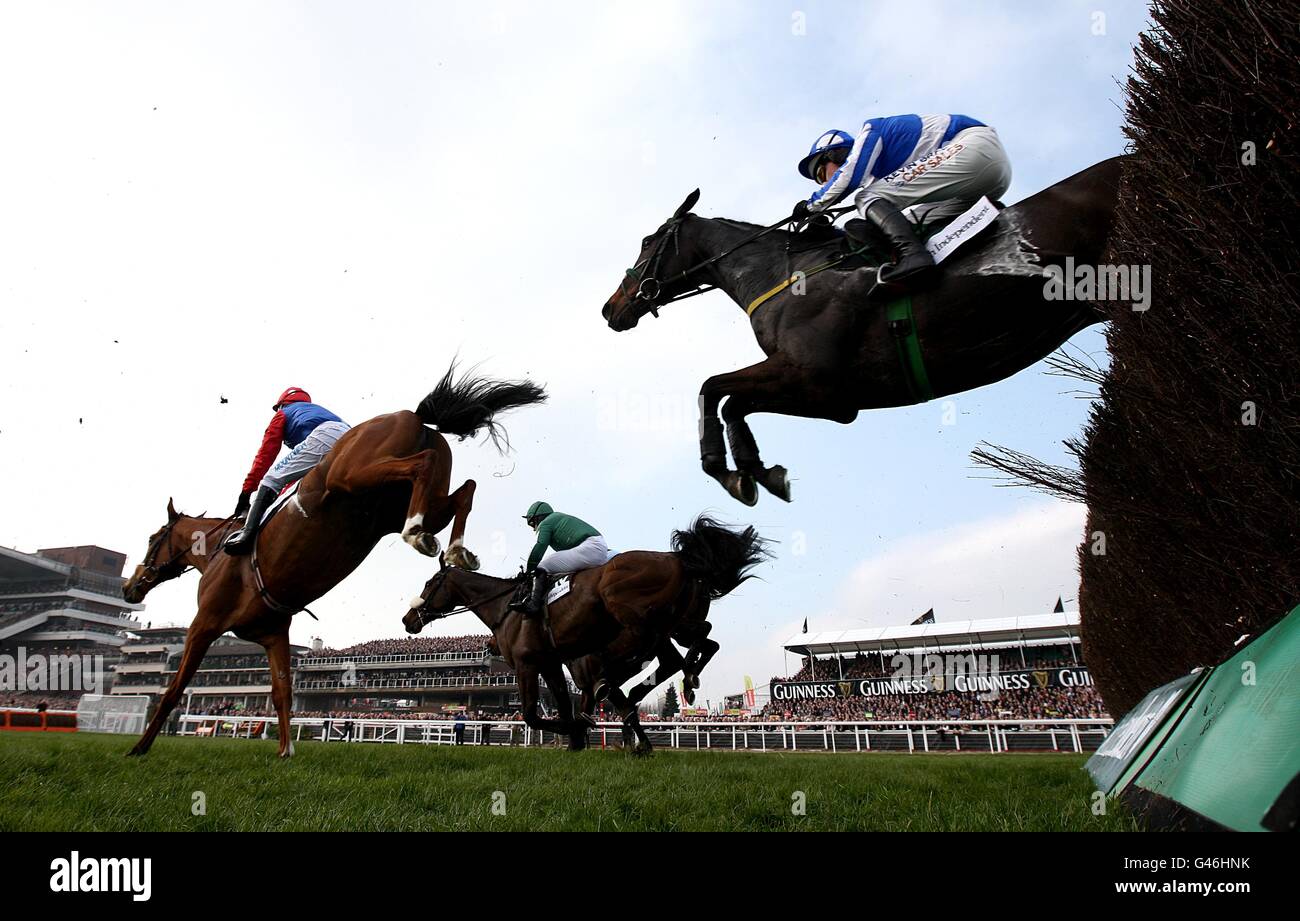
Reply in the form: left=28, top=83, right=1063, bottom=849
left=403, top=552, right=455, bottom=634
left=122, top=498, right=190, bottom=603
left=603, top=189, right=701, bottom=331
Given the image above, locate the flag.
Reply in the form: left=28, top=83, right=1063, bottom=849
left=1053, top=597, right=1065, bottom=613
left=801, top=617, right=808, bottom=634
left=743, top=675, right=755, bottom=709
left=911, top=608, right=935, bottom=625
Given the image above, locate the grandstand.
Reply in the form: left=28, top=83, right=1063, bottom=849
left=294, top=635, right=529, bottom=715
left=759, top=611, right=1108, bottom=724
left=112, top=632, right=564, bottom=719
left=0, top=544, right=142, bottom=709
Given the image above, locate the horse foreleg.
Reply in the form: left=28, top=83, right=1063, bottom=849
left=127, top=620, right=221, bottom=756
left=518, top=663, right=573, bottom=742
left=541, top=662, right=584, bottom=751
left=265, top=630, right=295, bottom=758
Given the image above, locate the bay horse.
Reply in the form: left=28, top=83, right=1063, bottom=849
left=601, top=157, right=1125, bottom=504
left=404, top=515, right=767, bottom=753
left=120, top=366, right=546, bottom=757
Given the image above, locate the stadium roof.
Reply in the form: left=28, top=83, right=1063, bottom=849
left=0, top=545, right=69, bottom=581
left=783, top=612, right=1080, bottom=656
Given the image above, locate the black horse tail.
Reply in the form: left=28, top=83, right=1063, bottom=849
left=415, top=363, right=547, bottom=452
left=671, top=515, right=771, bottom=601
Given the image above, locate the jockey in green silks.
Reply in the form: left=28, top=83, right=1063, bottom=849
left=508, top=501, right=609, bottom=618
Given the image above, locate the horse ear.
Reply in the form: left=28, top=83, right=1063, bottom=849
left=167, top=498, right=178, bottom=520
left=674, top=188, right=701, bottom=218
left=438, top=551, right=447, bottom=571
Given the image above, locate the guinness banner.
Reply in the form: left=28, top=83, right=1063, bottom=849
left=770, top=667, right=1092, bottom=702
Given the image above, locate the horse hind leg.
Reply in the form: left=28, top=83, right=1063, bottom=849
left=602, top=683, right=653, bottom=756
left=723, top=406, right=791, bottom=503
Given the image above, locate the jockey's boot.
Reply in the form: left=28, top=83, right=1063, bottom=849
left=864, top=199, right=936, bottom=290
left=224, top=485, right=276, bottom=556
left=508, top=570, right=548, bottom=619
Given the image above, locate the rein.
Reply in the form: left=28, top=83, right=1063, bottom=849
left=415, top=576, right=521, bottom=625
left=144, top=516, right=237, bottom=579
left=625, top=204, right=858, bottom=312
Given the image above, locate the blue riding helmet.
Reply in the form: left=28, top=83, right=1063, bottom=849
left=797, top=129, right=854, bottom=181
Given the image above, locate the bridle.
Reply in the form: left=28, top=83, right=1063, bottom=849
left=409, top=568, right=521, bottom=628
left=139, top=516, right=235, bottom=583
left=618, top=204, right=857, bottom=317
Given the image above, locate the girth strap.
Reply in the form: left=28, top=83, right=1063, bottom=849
left=250, top=540, right=318, bottom=620
left=885, top=295, right=935, bottom=403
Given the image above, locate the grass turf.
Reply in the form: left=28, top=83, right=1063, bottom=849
left=0, top=731, right=1137, bottom=832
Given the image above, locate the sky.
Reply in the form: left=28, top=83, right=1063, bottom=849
left=0, top=1, right=1150, bottom=707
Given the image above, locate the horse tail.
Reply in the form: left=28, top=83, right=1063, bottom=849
left=415, top=363, right=547, bottom=451
left=671, top=515, right=771, bottom=601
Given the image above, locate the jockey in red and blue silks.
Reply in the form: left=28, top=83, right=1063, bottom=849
left=224, top=387, right=351, bottom=555
left=792, top=114, right=1012, bottom=291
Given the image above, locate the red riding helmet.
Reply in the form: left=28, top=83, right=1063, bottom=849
left=272, top=387, right=311, bottom=410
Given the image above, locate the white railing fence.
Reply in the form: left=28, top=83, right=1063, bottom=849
left=176, top=715, right=1113, bottom=753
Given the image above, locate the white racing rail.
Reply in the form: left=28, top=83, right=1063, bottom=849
left=177, top=714, right=1113, bottom=753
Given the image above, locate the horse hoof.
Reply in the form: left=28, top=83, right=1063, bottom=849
left=412, top=532, right=441, bottom=557
left=757, top=465, right=792, bottom=502
left=723, top=472, right=758, bottom=507
left=683, top=687, right=695, bottom=705
left=445, top=542, right=480, bottom=570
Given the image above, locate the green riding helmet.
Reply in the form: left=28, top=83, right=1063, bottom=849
left=523, top=501, right=553, bottom=527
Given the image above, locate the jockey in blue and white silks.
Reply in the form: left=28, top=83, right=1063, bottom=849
left=793, top=114, right=1012, bottom=291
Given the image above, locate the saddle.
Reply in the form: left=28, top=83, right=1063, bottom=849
left=838, top=197, right=1008, bottom=270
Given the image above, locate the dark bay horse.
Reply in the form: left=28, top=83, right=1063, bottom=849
left=120, top=366, right=546, bottom=757
left=404, top=516, right=767, bottom=753
left=602, top=157, right=1124, bottom=504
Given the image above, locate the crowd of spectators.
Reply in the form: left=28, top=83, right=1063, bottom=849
left=308, top=635, right=491, bottom=659
left=759, top=684, right=1107, bottom=722
left=777, top=647, right=1081, bottom=683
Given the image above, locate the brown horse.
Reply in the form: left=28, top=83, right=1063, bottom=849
left=404, top=515, right=767, bottom=753
left=121, top=366, right=546, bottom=757
left=602, top=158, right=1125, bottom=504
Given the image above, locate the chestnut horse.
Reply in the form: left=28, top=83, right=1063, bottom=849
left=602, top=158, right=1124, bottom=504
left=404, top=515, right=767, bottom=753
left=121, top=366, right=546, bottom=757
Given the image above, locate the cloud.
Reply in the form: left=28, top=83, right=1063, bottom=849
left=823, top=500, right=1087, bottom=629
